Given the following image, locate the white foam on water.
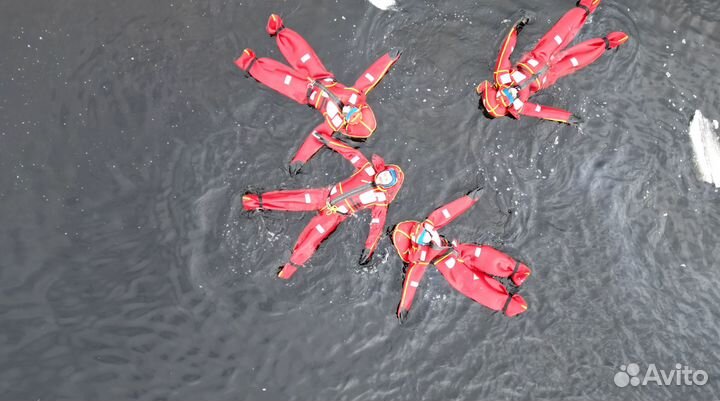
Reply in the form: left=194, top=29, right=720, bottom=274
left=368, top=0, right=397, bottom=10
left=688, top=110, right=720, bottom=188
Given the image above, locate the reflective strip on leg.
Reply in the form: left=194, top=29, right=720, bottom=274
left=475, top=247, right=482, bottom=257
left=554, top=35, right=563, bottom=45
left=349, top=94, right=358, bottom=105
left=350, top=156, right=360, bottom=164
left=442, top=209, right=451, bottom=219
left=570, top=57, right=579, bottom=67
left=535, top=104, right=542, bottom=112
left=364, top=73, right=375, bottom=82
left=410, top=281, right=419, bottom=288
left=420, top=250, right=427, bottom=261
left=304, top=193, right=312, bottom=204
left=315, top=224, right=326, bottom=234
left=284, top=75, right=293, bottom=85
left=300, top=53, right=311, bottom=63
left=528, top=59, right=539, bottom=67
left=446, top=257, right=456, bottom=269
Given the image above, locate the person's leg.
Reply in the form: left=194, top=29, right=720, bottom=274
left=456, top=244, right=531, bottom=287
left=235, top=49, right=311, bottom=104
left=518, top=1, right=601, bottom=69
left=278, top=213, right=347, bottom=279
left=435, top=256, right=529, bottom=317
left=242, top=188, right=329, bottom=211
left=541, top=32, right=629, bottom=88
left=266, top=14, right=333, bottom=80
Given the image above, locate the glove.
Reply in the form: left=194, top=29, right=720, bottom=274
left=467, top=186, right=484, bottom=200
left=288, top=161, right=304, bottom=176
left=388, top=48, right=403, bottom=59
left=518, top=11, right=536, bottom=28
left=358, top=249, right=373, bottom=265
left=568, top=114, right=584, bottom=126
left=277, top=263, right=298, bottom=280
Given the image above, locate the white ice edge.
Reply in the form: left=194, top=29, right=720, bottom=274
left=689, top=110, right=720, bottom=188
left=368, top=0, right=397, bottom=11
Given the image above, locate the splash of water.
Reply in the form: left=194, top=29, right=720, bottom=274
left=688, top=110, right=720, bottom=188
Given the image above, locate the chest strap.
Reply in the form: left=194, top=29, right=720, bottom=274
left=518, top=63, right=550, bottom=91
left=307, top=80, right=345, bottom=111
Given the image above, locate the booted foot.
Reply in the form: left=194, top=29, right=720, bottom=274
left=511, top=263, right=531, bottom=287
left=235, top=48, right=257, bottom=72
left=604, top=32, right=630, bottom=50
left=504, top=294, right=529, bottom=317
left=266, top=14, right=285, bottom=36
left=288, top=161, right=304, bottom=176
left=277, top=263, right=298, bottom=279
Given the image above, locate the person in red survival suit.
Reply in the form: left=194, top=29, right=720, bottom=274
left=476, top=0, right=629, bottom=125
left=235, top=14, right=401, bottom=175
left=391, top=188, right=532, bottom=321
left=242, top=135, right=404, bottom=279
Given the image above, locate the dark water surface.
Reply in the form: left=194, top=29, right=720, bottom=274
left=2, top=0, right=720, bottom=400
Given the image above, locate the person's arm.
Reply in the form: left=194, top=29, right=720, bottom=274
left=359, top=206, right=388, bottom=265
left=425, top=188, right=483, bottom=230
left=397, top=261, right=428, bottom=322
left=493, top=24, right=520, bottom=87
left=353, top=49, right=402, bottom=95
left=288, top=123, right=335, bottom=174
left=492, top=14, right=534, bottom=87
left=310, top=130, right=370, bottom=170
left=520, top=102, right=580, bottom=125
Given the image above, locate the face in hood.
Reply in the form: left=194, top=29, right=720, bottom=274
left=374, top=168, right=399, bottom=188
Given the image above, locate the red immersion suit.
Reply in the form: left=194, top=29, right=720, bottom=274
left=235, top=14, right=401, bottom=174
left=242, top=136, right=404, bottom=280
left=391, top=189, right=531, bottom=320
left=476, top=0, right=629, bottom=124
